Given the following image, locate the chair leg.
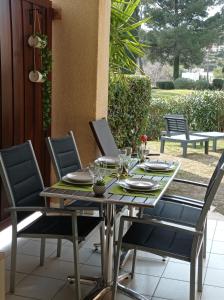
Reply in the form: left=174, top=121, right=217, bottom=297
left=10, top=229, right=17, bottom=293
left=131, top=249, right=137, bottom=279
left=204, top=141, right=209, bottom=155
left=183, top=143, right=188, bottom=157
left=160, top=140, right=165, bottom=153
left=40, top=238, right=46, bottom=266
left=190, top=258, right=196, bottom=300
left=198, top=246, right=203, bottom=292
left=203, top=220, right=207, bottom=259
left=56, top=239, right=62, bottom=257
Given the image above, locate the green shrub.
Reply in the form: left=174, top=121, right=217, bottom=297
left=156, top=81, right=175, bottom=90
left=213, top=79, right=224, bottom=90
left=174, top=78, right=195, bottom=89
left=148, top=91, right=224, bottom=139
left=108, top=75, right=151, bottom=149
left=195, top=80, right=210, bottom=90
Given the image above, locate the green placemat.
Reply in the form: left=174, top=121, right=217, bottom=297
left=52, top=176, right=113, bottom=192
left=109, top=182, right=166, bottom=198
left=131, top=164, right=177, bottom=177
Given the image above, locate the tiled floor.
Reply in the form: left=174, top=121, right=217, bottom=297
left=1, top=212, right=224, bottom=300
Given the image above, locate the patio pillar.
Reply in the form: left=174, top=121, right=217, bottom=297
left=0, top=253, right=5, bottom=299
left=51, top=0, right=111, bottom=165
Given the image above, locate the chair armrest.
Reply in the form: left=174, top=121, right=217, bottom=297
left=173, top=178, right=208, bottom=188
left=6, top=206, right=78, bottom=215
left=121, top=216, right=203, bottom=235
left=162, top=194, right=204, bottom=208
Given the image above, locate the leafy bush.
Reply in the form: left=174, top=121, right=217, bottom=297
left=213, top=79, right=224, bottom=90
left=108, top=75, right=151, bottom=149
left=195, top=80, right=210, bottom=90
left=148, top=91, right=224, bottom=139
left=174, top=78, right=195, bottom=89
left=156, top=81, right=175, bottom=90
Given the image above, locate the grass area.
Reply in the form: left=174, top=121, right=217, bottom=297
left=148, top=140, right=224, bottom=215
left=151, top=89, right=192, bottom=99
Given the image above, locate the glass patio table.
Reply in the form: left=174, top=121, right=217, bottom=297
left=40, top=160, right=181, bottom=300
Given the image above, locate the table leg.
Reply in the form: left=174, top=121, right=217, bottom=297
left=213, top=139, right=217, bottom=152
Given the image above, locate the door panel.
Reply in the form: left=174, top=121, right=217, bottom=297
left=0, top=0, right=52, bottom=226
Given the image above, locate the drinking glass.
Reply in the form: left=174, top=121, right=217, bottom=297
left=125, top=147, right=132, bottom=158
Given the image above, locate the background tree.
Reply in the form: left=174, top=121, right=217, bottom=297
left=141, top=0, right=224, bottom=79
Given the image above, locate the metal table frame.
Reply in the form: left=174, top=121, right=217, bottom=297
left=40, top=162, right=180, bottom=300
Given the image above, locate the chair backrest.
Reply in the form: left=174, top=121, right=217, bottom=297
left=164, top=115, right=190, bottom=139
left=0, top=141, right=45, bottom=221
left=197, top=156, right=224, bottom=230
left=46, top=131, right=82, bottom=180
left=89, top=119, right=119, bottom=156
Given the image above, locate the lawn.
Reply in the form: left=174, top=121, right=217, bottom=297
left=147, top=140, right=224, bottom=215
left=151, top=89, right=192, bottom=99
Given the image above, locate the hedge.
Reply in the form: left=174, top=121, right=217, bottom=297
left=147, top=91, right=224, bottom=139
left=174, top=78, right=195, bottom=89
left=156, top=81, right=175, bottom=90
left=213, top=79, right=224, bottom=90
left=108, top=75, right=151, bottom=149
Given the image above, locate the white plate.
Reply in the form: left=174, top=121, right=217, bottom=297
left=66, top=171, right=93, bottom=183
left=139, top=162, right=175, bottom=171
left=119, top=180, right=160, bottom=192
left=95, top=156, right=119, bottom=166
left=62, top=176, right=93, bottom=185
left=124, top=178, right=156, bottom=190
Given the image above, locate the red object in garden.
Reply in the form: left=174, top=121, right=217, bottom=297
left=140, top=134, right=148, bottom=144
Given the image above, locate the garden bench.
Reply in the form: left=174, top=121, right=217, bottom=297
left=160, top=115, right=209, bottom=157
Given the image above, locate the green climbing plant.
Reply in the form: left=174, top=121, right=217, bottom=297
left=36, top=33, right=52, bottom=130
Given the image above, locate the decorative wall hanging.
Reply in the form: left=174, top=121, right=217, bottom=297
left=28, top=8, right=52, bottom=130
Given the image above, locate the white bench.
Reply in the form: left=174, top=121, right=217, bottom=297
left=192, top=132, right=224, bottom=152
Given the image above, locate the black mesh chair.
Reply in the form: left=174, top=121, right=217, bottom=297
left=89, top=118, right=120, bottom=157
left=142, top=151, right=224, bottom=259
left=113, top=160, right=224, bottom=300
left=0, top=141, right=102, bottom=299
left=46, top=131, right=104, bottom=268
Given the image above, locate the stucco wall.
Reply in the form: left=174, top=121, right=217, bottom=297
left=52, top=0, right=111, bottom=165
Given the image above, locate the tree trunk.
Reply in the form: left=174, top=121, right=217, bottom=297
left=138, top=57, right=144, bottom=75
left=173, top=55, right=180, bottom=79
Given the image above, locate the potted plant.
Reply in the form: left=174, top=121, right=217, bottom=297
left=93, top=178, right=106, bottom=196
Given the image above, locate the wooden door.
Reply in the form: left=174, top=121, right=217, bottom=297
left=0, top=0, right=52, bottom=226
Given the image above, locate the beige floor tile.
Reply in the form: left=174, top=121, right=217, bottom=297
left=14, top=275, right=64, bottom=300
left=208, top=253, right=224, bottom=269
left=124, top=256, right=167, bottom=277
left=6, top=295, right=34, bottom=300
left=201, top=285, right=224, bottom=300
left=32, top=257, right=75, bottom=280
left=5, top=271, right=27, bottom=293
left=50, top=245, right=93, bottom=264
left=154, top=278, right=190, bottom=300
left=204, top=268, right=224, bottom=288
left=163, top=261, right=190, bottom=282
left=211, top=241, right=224, bottom=255
left=5, top=254, right=40, bottom=274
left=17, top=240, right=56, bottom=258
left=123, top=273, right=160, bottom=297
left=52, top=282, right=92, bottom=300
